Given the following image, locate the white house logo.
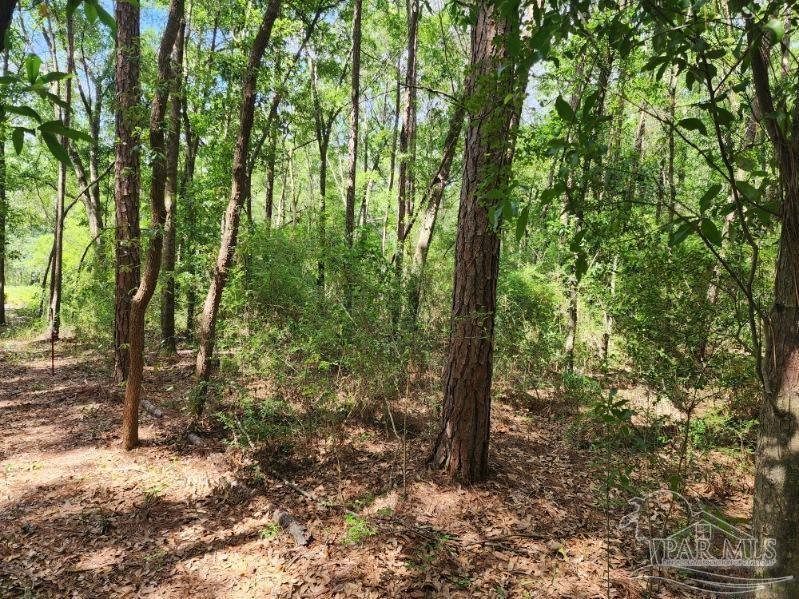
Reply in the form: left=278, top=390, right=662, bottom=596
left=619, top=490, right=793, bottom=595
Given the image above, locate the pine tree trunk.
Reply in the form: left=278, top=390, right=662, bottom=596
left=114, top=0, right=143, bottom=383
left=122, top=0, right=184, bottom=450
left=194, top=0, right=282, bottom=399
left=430, top=0, right=519, bottom=482
left=160, top=18, right=185, bottom=355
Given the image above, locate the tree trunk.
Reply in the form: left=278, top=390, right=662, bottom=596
left=748, top=22, right=799, bottom=596
left=48, top=13, right=74, bottom=341
left=160, top=18, right=186, bottom=355
left=264, top=125, right=278, bottom=228
left=407, top=101, right=465, bottom=321
left=395, top=0, right=420, bottom=275
left=430, top=0, right=519, bottom=482
left=0, top=51, right=8, bottom=327
left=182, top=95, right=199, bottom=339
left=122, top=0, right=185, bottom=451
left=344, top=0, right=362, bottom=249
left=194, top=0, right=282, bottom=400
left=114, top=0, right=143, bottom=383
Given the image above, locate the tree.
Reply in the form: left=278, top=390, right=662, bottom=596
left=747, top=15, right=799, bottom=595
left=194, top=0, right=282, bottom=402
left=344, top=0, right=362, bottom=249
left=160, top=18, right=186, bottom=354
left=113, top=0, right=143, bottom=383
left=430, top=0, right=520, bottom=482
left=394, top=0, right=419, bottom=276
left=121, top=0, right=184, bottom=450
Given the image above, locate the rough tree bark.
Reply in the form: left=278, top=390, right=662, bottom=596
left=160, top=19, right=186, bottom=354
left=748, top=21, right=799, bottom=598
left=121, top=0, right=184, bottom=451
left=114, top=0, right=143, bottom=383
left=194, top=0, right=282, bottom=400
left=430, top=0, right=519, bottom=482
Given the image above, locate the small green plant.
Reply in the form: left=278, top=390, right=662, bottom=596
left=342, top=514, right=377, bottom=545
left=259, top=522, right=280, bottom=540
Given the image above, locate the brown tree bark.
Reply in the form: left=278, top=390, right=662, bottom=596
left=0, top=1, right=16, bottom=48
left=47, top=12, right=74, bottom=341
left=122, top=0, right=185, bottom=450
left=114, top=0, right=143, bottom=383
left=395, top=0, right=420, bottom=274
left=430, top=0, right=519, bottom=482
left=407, top=101, right=465, bottom=321
left=160, top=18, right=186, bottom=355
left=344, top=0, right=362, bottom=248
left=0, top=107, right=5, bottom=327
left=747, top=21, right=799, bottom=597
left=194, top=0, right=282, bottom=400
left=0, top=50, right=8, bottom=327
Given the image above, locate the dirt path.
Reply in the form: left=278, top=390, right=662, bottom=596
left=0, top=334, right=668, bottom=597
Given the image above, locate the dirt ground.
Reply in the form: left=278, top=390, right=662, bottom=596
left=0, top=326, right=748, bottom=597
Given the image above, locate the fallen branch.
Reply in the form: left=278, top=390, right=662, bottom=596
left=141, top=399, right=164, bottom=418
left=272, top=507, right=312, bottom=546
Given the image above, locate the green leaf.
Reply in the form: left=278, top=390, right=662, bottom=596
left=40, top=71, right=71, bottom=84
left=678, top=117, right=707, bottom=136
left=66, top=0, right=81, bottom=18
left=700, top=218, right=722, bottom=246
left=765, top=19, right=784, bottom=42
left=41, top=131, right=72, bottom=167
left=699, top=183, right=722, bottom=213
left=12, top=127, right=24, bottom=154
left=5, top=104, right=41, bottom=121
left=575, top=252, right=588, bottom=281
left=670, top=220, right=693, bottom=246
left=24, top=54, right=42, bottom=84
left=736, top=180, right=761, bottom=203
left=39, top=120, right=92, bottom=143
left=554, top=95, right=575, bottom=123
left=515, top=206, right=529, bottom=241
left=84, top=0, right=98, bottom=23
left=94, top=3, right=117, bottom=33
left=714, top=107, right=735, bottom=127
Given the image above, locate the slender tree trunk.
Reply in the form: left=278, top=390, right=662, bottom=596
left=407, top=101, right=465, bottom=321
left=264, top=125, right=278, bottom=228
left=0, top=51, right=8, bottom=327
left=395, top=0, right=420, bottom=274
left=388, top=54, right=401, bottom=194
left=194, top=0, right=282, bottom=399
left=122, top=0, right=185, bottom=450
left=160, top=18, right=186, bottom=354
left=114, top=0, right=143, bottom=383
left=48, top=13, right=74, bottom=340
left=0, top=1, right=17, bottom=46
left=430, top=0, right=519, bottom=482
left=181, top=97, right=199, bottom=339
left=344, top=0, right=362, bottom=249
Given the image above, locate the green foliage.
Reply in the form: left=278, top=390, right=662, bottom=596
left=342, top=514, right=377, bottom=545
left=495, top=265, right=562, bottom=383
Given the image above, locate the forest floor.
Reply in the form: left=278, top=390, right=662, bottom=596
left=0, top=317, right=752, bottom=597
